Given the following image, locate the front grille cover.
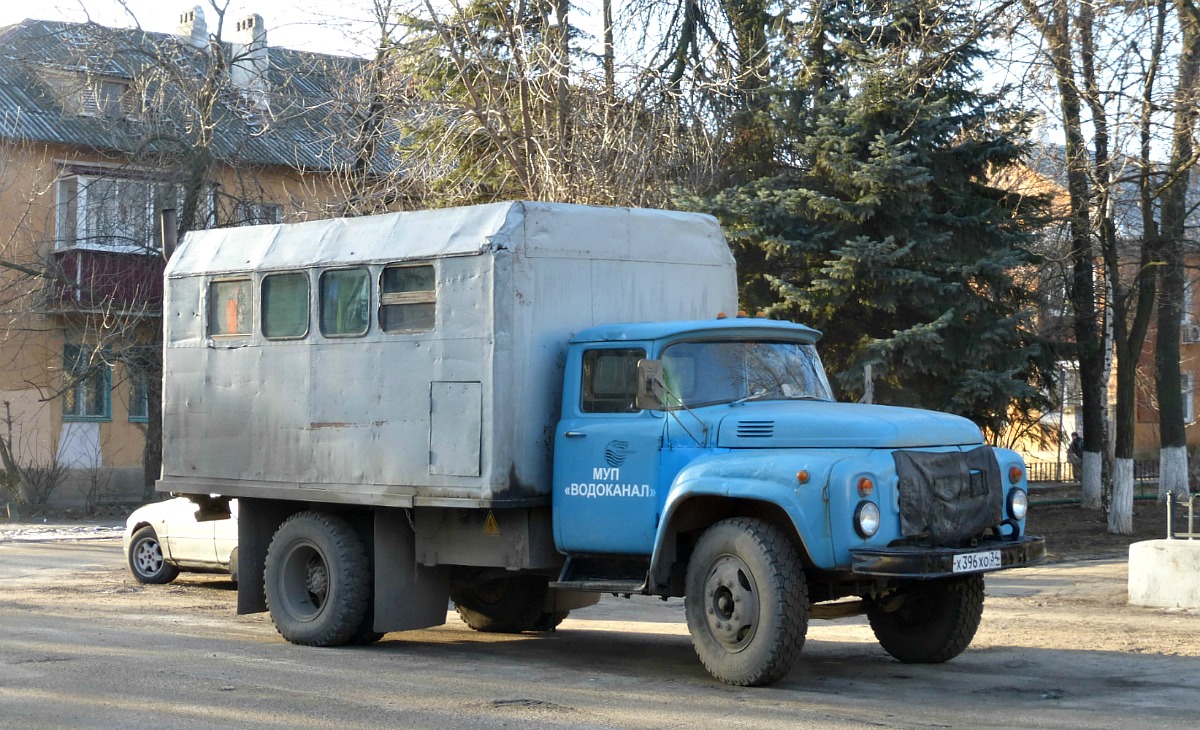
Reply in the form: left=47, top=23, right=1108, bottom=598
left=893, top=446, right=1003, bottom=547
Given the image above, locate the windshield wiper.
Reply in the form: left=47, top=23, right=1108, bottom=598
left=730, top=389, right=773, bottom=406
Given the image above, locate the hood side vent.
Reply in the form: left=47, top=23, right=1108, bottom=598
left=737, top=420, right=775, bottom=438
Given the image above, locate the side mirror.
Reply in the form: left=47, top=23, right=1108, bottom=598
left=636, top=359, right=665, bottom=411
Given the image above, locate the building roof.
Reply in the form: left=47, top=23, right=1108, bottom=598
left=0, top=18, right=391, bottom=172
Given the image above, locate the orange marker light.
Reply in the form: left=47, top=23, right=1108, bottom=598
left=716, top=312, right=728, bottom=319
left=857, top=477, right=874, bottom=497
left=1009, top=465, right=1024, bottom=484
left=797, top=470, right=810, bottom=485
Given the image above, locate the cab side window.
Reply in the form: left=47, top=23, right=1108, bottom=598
left=582, top=349, right=645, bottom=414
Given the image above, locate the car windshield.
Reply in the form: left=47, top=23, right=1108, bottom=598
left=660, top=339, right=834, bottom=408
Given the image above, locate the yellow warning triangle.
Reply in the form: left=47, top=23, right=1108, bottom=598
left=483, top=511, right=500, bottom=536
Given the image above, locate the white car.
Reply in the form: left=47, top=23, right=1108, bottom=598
left=123, top=497, right=238, bottom=584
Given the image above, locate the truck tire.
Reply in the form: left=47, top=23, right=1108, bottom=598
left=451, top=576, right=551, bottom=633
left=867, top=574, right=984, bottom=663
left=684, top=518, right=809, bottom=686
left=128, top=526, right=180, bottom=584
left=264, top=511, right=371, bottom=646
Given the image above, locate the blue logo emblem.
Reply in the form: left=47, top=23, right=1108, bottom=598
left=604, top=440, right=630, bottom=468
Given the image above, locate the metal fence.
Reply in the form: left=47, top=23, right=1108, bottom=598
left=1024, top=458, right=1160, bottom=485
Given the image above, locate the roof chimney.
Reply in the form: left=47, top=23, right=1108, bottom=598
left=231, top=14, right=269, bottom=101
left=176, top=6, right=207, bottom=49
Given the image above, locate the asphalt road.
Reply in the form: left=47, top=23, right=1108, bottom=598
left=1, top=537, right=1197, bottom=729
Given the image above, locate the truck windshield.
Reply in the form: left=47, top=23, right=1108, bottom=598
left=660, top=340, right=834, bottom=408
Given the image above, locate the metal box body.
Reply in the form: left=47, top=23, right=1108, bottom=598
left=159, top=201, right=737, bottom=507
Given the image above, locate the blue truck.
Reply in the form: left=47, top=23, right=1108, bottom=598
left=160, top=202, right=1045, bottom=686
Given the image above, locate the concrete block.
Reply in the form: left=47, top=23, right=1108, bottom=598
left=1128, top=539, right=1200, bottom=609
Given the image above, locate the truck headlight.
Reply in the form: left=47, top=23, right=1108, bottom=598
left=854, top=501, right=880, bottom=538
left=1007, top=488, right=1028, bottom=521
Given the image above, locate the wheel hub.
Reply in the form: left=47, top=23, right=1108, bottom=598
left=134, top=540, right=163, bottom=573
left=703, top=555, right=760, bottom=652
left=278, top=542, right=330, bottom=620
left=306, top=558, right=329, bottom=603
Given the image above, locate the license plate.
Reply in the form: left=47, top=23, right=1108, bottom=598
left=952, top=550, right=1001, bottom=573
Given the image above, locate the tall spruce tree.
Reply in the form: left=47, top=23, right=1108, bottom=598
left=687, top=0, right=1055, bottom=440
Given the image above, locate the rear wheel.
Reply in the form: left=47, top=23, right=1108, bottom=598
left=264, top=511, right=371, bottom=646
left=128, top=526, right=180, bottom=584
left=684, top=518, right=809, bottom=686
left=867, top=575, right=984, bottom=663
left=451, top=575, right=554, bottom=633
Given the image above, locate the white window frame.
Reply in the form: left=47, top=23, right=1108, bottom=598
left=1183, top=276, right=1195, bottom=326
left=55, top=172, right=184, bottom=253
left=235, top=202, right=282, bottom=226
left=1184, top=373, right=1195, bottom=425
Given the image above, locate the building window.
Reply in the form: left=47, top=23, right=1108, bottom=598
left=235, top=202, right=281, bottom=226
left=1183, top=277, right=1195, bottom=326
left=128, top=369, right=149, bottom=422
left=56, top=174, right=180, bottom=252
left=262, top=272, right=309, bottom=339
left=62, top=344, right=110, bottom=421
left=79, top=78, right=135, bottom=119
left=581, top=349, right=645, bottom=414
left=208, top=279, right=254, bottom=336
left=380, top=264, right=435, bottom=334
left=320, top=268, right=370, bottom=337
left=120, top=346, right=156, bottom=423
left=1184, top=374, right=1195, bottom=425
left=42, top=70, right=139, bottom=120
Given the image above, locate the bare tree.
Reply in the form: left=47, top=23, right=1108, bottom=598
left=1009, top=0, right=1199, bottom=532
left=338, top=0, right=720, bottom=209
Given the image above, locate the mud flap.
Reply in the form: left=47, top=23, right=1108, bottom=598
left=374, top=507, right=450, bottom=632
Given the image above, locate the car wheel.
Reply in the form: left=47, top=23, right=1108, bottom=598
left=128, top=526, right=180, bottom=584
left=684, top=517, right=809, bottom=686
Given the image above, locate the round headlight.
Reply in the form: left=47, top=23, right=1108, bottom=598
left=1007, top=488, right=1028, bottom=521
left=855, top=501, right=881, bottom=538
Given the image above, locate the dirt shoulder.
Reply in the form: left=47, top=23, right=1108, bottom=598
left=1026, top=484, right=1181, bottom=562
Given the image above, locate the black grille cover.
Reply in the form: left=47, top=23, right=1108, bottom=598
left=893, top=446, right=1003, bottom=547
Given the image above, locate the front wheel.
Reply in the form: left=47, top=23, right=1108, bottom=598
left=867, top=575, right=984, bottom=663
left=128, top=526, right=180, bottom=584
left=684, top=518, right=809, bottom=686
left=264, top=511, right=371, bottom=646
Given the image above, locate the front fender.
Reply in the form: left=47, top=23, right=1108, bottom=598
left=648, top=451, right=846, bottom=590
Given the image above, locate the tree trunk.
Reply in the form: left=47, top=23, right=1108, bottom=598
left=602, top=0, right=614, bottom=97
left=142, top=345, right=163, bottom=501
left=1108, top=457, right=1134, bottom=534
left=1155, top=0, right=1200, bottom=500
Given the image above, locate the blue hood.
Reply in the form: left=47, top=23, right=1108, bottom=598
left=715, top=401, right=984, bottom=449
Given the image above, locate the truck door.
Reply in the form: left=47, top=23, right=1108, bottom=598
left=553, top=347, right=663, bottom=555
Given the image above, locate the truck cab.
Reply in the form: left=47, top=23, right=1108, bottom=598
left=550, top=318, right=1043, bottom=684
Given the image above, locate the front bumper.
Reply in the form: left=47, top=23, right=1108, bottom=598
left=850, top=535, right=1046, bottom=578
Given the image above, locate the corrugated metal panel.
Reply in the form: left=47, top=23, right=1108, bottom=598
left=0, top=19, right=389, bottom=171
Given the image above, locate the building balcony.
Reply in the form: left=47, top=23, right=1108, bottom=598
left=46, top=247, right=165, bottom=317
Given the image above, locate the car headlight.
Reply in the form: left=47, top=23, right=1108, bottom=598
left=854, top=501, right=880, bottom=538
left=1007, top=488, right=1028, bottom=521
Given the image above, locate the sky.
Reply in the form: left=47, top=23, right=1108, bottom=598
left=0, top=0, right=383, bottom=56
